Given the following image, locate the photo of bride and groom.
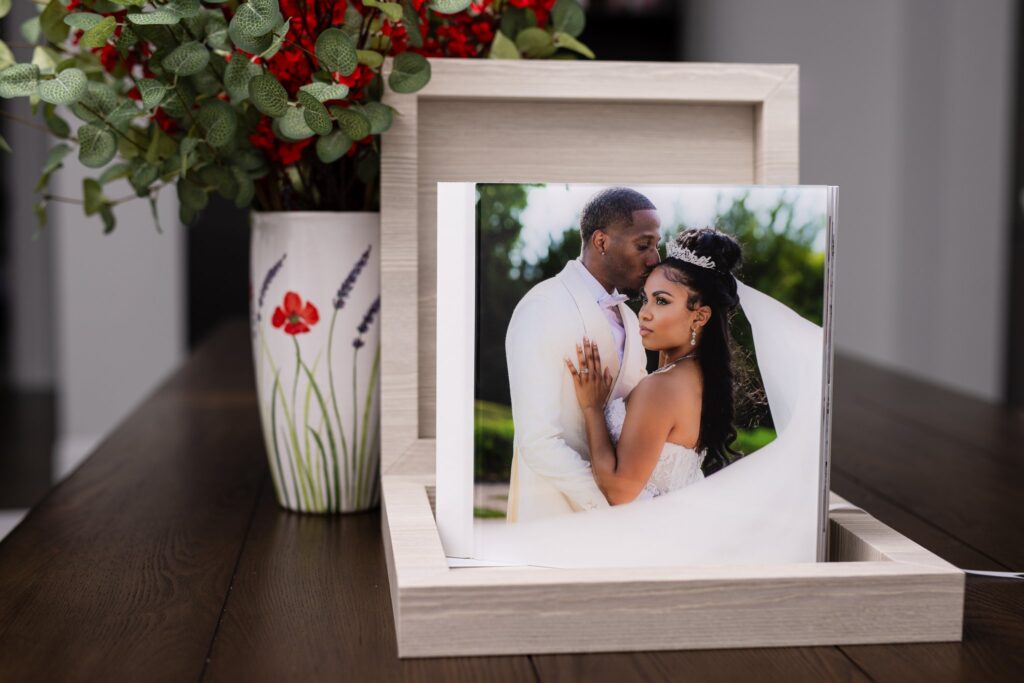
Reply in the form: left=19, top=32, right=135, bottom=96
left=459, top=182, right=834, bottom=565
left=506, top=189, right=747, bottom=521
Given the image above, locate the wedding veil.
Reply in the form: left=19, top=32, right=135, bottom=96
left=474, top=280, right=826, bottom=567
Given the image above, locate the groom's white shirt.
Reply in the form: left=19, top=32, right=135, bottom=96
left=505, top=259, right=648, bottom=523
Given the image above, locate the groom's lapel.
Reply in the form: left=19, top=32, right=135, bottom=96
left=613, top=302, right=643, bottom=396
left=556, top=262, right=620, bottom=382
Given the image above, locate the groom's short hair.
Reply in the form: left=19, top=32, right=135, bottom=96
left=579, top=188, right=657, bottom=246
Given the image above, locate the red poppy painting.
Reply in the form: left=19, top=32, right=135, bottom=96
left=272, top=292, right=320, bottom=335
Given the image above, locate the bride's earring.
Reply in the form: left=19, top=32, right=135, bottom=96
left=690, top=326, right=697, bottom=347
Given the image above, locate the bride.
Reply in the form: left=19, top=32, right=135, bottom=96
left=565, top=228, right=744, bottom=504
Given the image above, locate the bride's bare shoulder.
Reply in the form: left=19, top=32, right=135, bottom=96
left=631, top=364, right=701, bottom=410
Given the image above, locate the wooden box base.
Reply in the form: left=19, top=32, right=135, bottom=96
left=381, top=475, right=964, bottom=658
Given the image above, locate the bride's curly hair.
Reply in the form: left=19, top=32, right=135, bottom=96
left=659, top=228, right=744, bottom=476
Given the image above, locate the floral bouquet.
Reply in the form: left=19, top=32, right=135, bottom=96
left=0, top=0, right=592, bottom=232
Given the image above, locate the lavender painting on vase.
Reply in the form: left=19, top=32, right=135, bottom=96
left=250, top=211, right=381, bottom=514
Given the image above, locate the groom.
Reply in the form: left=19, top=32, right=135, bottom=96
left=505, top=188, right=662, bottom=522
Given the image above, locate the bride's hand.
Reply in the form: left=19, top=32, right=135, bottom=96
left=565, top=337, right=613, bottom=410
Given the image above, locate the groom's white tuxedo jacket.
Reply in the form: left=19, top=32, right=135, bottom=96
left=505, top=260, right=648, bottom=523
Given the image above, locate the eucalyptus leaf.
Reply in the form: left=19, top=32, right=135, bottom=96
left=428, top=0, right=471, bottom=14
left=401, top=1, right=423, bottom=48
left=235, top=148, right=268, bottom=173
left=162, top=42, right=210, bottom=76
left=249, top=73, right=288, bottom=118
left=38, top=68, right=86, bottom=105
left=31, top=45, right=61, bottom=75
left=0, top=64, right=40, bottom=98
left=205, top=14, right=230, bottom=50
left=198, top=99, right=237, bottom=148
left=315, top=129, right=352, bottom=163
left=361, top=101, right=393, bottom=134
left=78, top=124, right=117, bottom=168
left=63, top=13, right=105, bottom=31
left=299, top=81, right=349, bottom=103
left=553, top=32, right=594, bottom=59
left=228, top=21, right=274, bottom=56
left=179, top=136, right=199, bottom=176
left=106, top=99, right=142, bottom=129
left=230, top=167, right=255, bottom=208
left=100, top=204, right=116, bottom=234
left=278, top=107, right=315, bottom=140
left=149, top=195, right=162, bottom=234
left=516, top=27, right=556, bottom=58
left=116, top=23, right=140, bottom=54
left=331, top=106, right=370, bottom=140
left=364, top=0, right=404, bottom=22
left=83, top=177, right=104, bottom=215
left=0, top=132, right=10, bottom=154
left=551, top=0, right=585, bottom=38
left=137, top=78, right=167, bottom=110
left=343, top=6, right=362, bottom=38
left=98, top=161, right=132, bottom=185
left=127, top=10, right=181, bottom=26
left=0, top=0, right=11, bottom=20
left=43, top=103, right=70, bottom=138
left=199, top=165, right=237, bottom=200
left=177, top=176, right=209, bottom=211
left=499, top=6, right=531, bottom=39
left=258, top=19, right=290, bottom=61
left=489, top=30, right=519, bottom=59
left=315, top=28, right=357, bottom=76
left=297, top=90, right=332, bottom=135
left=0, top=41, right=14, bottom=72
left=224, top=54, right=260, bottom=104
left=167, top=0, right=202, bottom=19
left=40, top=0, right=70, bottom=45
left=387, top=52, right=430, bottom=94
left=230, top=0, right=282, bottom=39
left=35, top=143, right=71, bottom=191
left=356, top=50, right=384, bottom=69
left=21, top=17, right=41, bottom=44
left=130, top=161, right=159, bottom=196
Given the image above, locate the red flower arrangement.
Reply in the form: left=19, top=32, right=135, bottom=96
left=0, top=0, right=592, bottom=230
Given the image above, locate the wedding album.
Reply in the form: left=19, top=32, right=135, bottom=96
left=436, top=183, right=837, bottom=568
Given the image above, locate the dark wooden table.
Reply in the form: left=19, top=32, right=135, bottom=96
left=2, top=322, right=1022, bottom=682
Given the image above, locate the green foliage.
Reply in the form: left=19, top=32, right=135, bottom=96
left=0, top=0, right=593, bottom=232
left=388, top=52, right=430, bottom=93
left=688, top=194, right=826, bottom=325
left=474, top=400, right=515, bottom=483
left=315, top=28, right=357, bottom=75
left=490, top=0, right=592, bottom=60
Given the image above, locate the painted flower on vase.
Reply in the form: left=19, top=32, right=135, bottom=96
left=272, top=292, right=320, bottom=335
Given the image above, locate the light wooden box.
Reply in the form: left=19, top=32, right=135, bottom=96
left=379, top=60, right=964, bottom=658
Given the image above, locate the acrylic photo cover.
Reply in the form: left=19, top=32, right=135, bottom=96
left=436, top=183, right=836, bottom=568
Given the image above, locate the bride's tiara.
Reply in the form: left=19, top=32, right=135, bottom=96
left=666, top=242, right=717, bottom=270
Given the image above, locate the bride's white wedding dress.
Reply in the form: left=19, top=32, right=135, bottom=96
left=604, top=395, right=705, bottom=500
left=475, top=281, right=825, bottom=567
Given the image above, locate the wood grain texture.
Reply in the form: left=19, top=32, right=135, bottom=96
left=3, top=324, right=1021, bottom=678
left=380, top=59, right=800, bottom=477
left=381, top=478, right=963, bottom=657
left=833, top=465, right=1024, bottom=682
left=0, top=323, right=264, bottom=683
left=204, top=480, right=536, bottom=683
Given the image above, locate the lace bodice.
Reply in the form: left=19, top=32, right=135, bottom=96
left=604, top=396, right=705, bottom=500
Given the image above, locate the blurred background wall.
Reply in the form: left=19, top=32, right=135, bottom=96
left=682, top=0, right=1016, bottom=403
left=0, top=0, right=1019, bottom=533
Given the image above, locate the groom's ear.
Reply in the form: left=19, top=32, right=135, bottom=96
left=591, top=229, right=609, bottom=254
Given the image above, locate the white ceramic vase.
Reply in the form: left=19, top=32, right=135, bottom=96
left=250, top=211, right=381, bottom=513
